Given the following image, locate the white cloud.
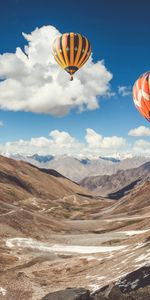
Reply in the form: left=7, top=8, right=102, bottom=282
left=134, top=139, right=150, bottom=148
left=85, top=128, right=103, bottom=147
left=133, top=139, right=150, bottom=155
left=85, top=128, right=126, bottom=149
left=118, top=86, right=131, bottom=96
left=0, top=129, right=127, bottom=158
left=0, top=131, right=82, bottom=157
left=49, top=130, right=76, bottom=145
left=1, top=129, right=150, bottom=158
left=0, top=25, right=113, bottom=116
left=128, top=126, right=150, bottom=137
left=0, top=121, right=4, bottom=127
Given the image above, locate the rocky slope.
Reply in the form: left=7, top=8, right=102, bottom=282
left=0, top=155, right=89, bottom=202
left=54, top=265, right=150, bottom=299
left=42, top=274, right=150, bottom=300
left=80, top=161, right=150, bottom=198
left=0, top=156, right=150, bottom=299
left=0, top=155, right=114, bottom=240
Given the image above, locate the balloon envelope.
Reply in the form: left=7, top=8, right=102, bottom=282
left=52, top=32, right=91, bottom=80
left=133, top=71, right=150, bottom=122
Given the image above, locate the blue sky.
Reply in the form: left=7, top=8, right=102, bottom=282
left=0, top=0, right=150, bottom=156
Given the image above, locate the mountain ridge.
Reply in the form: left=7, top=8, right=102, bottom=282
left=80, top=161, right=150, bottom=198
left=2, top=153, right=150, bottom=181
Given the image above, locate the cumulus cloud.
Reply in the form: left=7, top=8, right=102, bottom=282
left=0, top=121, right=4, bottom=127
left=133, top=139, right=150, bottom=155
left=0, top=128, right=127, bottom=158
left=0, top=131, right=83, bottom=157
left=118, top=86, right=131, bottom=96
left=85, top=128, right=126, bottom=149
left=134, top=139, right=150, bottom=148
left=1, top=128, right=150, bottom=157
left=128, top=126, right=150, bottom=137
left=1, top=128, right=150, bottom=158
left=0, top=25, right=113, bottom=116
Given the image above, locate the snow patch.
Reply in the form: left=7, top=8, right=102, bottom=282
left=97, top=276, right=106, bottom=280
left=135, top=253, right=150, bottom=263
left=135, top=242, right=146, bottom=249
left=130, top=279, right=139, bottom=289
left=81, top=256, right=95, bottom=261
left=118, top=278, right=139, bottom=291
left=89, top=283, right=101, bottom=292
left=0, top=287, right=7, bottom=296
left=6, top=237, right=126, bottom=254
left=118, top=230, right=149, bottom=236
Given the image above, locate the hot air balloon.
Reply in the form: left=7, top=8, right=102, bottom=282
left=52, top=32, right=91, bottom=81
left=133, top=71, right=150, bottom=122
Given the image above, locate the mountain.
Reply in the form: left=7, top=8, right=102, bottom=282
left=1, top=155, right=150, bottom=299
left=0, top=155, right=112, bottom=238
left=109, top=180, right=150, bottom=215
left=43, top=270, right=150, bottom=300
left=80, top=161, right=150, bottom=198
left=0, top=155, right=90, bottom=202
left=28, top=154, right=54, bottom=163
left=100, top=156, right=121, bottom=163
left=3, top=153, right=150, bottom=181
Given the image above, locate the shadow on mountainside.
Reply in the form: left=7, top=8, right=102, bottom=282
left=108, top=179, right=142, bottom=200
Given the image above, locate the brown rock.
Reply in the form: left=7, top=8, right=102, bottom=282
left=94, top=284, right=125, bottom=300
left=41, top=287, right=92, bottom=300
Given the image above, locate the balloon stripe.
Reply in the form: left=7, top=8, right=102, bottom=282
left=52, top=37, right=65, bottom=69
left=59, top=36, right=66, bottom=67
left=77, top=37, right=89, bottom=68
left=80, top=47, right=92, bottom=68
left=79, top=53, right=90, bottom=68
left=67, top=34, right=70, bottom=65
left=148, top=75, right=150, bottom=95
left=139, top=76, right=150, bottom=117
left=143, top=75, right=149, bottom=94
left=70, top=33, right=74, bottom=66
left=133, top=83, right=138, bottom=104
left=74, top=34, right=83, bottom=65
left=54, top=53, right=65, bottom=69
left=73, top=34, right=79, bottom=64
left=143, top=98, right=150, bottom=112
left=142, top=90, right=150, bottom=101
left=62, top=33, right=69, bottom=66
left=138, top=79, right=149, bottom=117
left=141, top=98, right=150, bottom=118
left=56, top=37, right=66, bottom=68
left=141, top=75, right=150, bottom=101
left=77, top=37, right=86, bottom=63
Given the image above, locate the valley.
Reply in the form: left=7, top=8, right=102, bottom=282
left=0, top=155, right=150, bottom=299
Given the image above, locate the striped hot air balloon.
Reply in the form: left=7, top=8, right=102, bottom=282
left=52, top=32, right=91, bottom=80
left=133, top=71, right=150, bottom=122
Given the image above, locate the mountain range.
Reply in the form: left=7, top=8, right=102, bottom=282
left=80, top=161, right=150, bottom=198
left=3, top=153, right=150, bottom=181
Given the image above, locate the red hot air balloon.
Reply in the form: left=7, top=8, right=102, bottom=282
left=133, top=71, right=150, bottom=122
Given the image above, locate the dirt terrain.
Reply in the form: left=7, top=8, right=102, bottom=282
left=0, top=155, right=150, bottom=299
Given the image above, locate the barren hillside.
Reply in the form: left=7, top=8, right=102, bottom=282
left=0, top=156, right=150, bottom=300
left=80, top=161, right=150, bottom=198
